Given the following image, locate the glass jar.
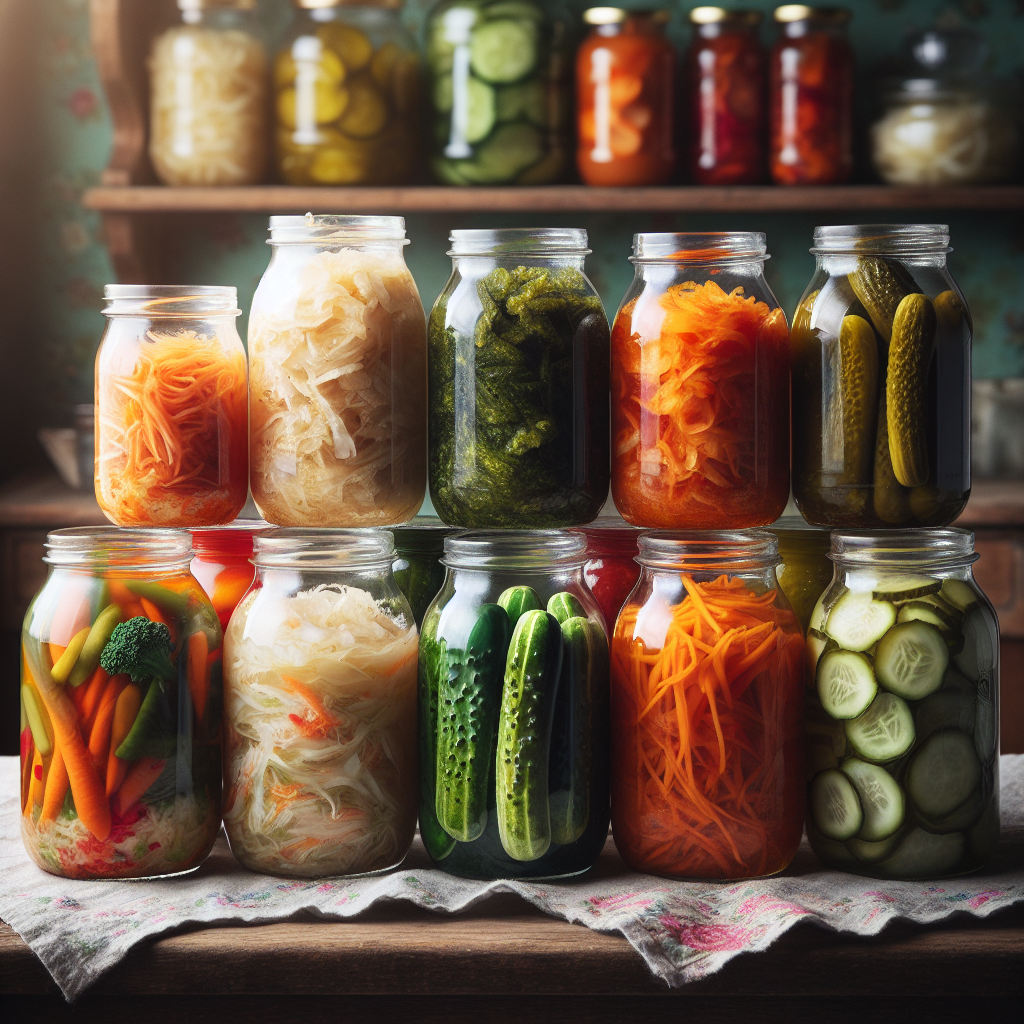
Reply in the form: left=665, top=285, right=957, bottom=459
left=149, top=0, right=269, bottom=186
left=190, top=523, right=265, bottom=631
left=426, top=0, right=568, bottom=185
left=611, top=531, right=805, bottom=879
left=392, top=519, right=452, bottom=628
left=582, top=519, right=641, bottom=630
left=20, top=528, right=223, bottom=879
left=575, top=7, right=675, bottom=187
left=769, top=5, right=852, bottom=185
left=805, top=529, right=999, bottom=879
left=685, top=7, right=765, bottom=185
left=791, top=224, right=971, bottom=528
left=95, top=286, right=249, bottom=528
left=428, top=228, right=610, bottom=528
left=248, top=215, right=427, bottom=527
left=610, top=233, right=790, bottom=529
left=274, top=0, right=421, bottom=185
left=419, top=530, right=610, bottom=880
left=769, top=517, right=831, bottom=632
left=223, top=529, right=418, bottom=878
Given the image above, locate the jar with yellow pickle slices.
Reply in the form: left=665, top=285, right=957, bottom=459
left=274, top=0, right=421, bottom=185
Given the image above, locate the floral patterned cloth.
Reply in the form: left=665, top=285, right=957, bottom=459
left=1, top=755, right=1021, bottom=1002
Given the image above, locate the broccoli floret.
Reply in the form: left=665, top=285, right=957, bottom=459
left=99, top=616, right=174, bottom=683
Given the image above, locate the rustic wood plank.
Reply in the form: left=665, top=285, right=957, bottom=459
left=0, top=472, right=106, bottom=528
left=956, top=480, right=1024, bottom=527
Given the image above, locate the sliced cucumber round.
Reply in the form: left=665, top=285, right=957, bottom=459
left=809, top=768, right=863, bottom=841
left=469, top=18, right=537, bottom=84
left=872, top=576, right=942, bottom=603
left=906, top=728, right=981, bottom=820
left=974, top=695, right=996, bottom=762
left=917, top=786, right=985, bottom=834
left=809, top=593, right=829, bottom=633
left=914, top=681, right=976, bottom=742
left=841, top=757, right=905, bottom=841
left=912, top=592, right=963, bottom=628
left=845, top=692, right=915, bottom=762
left=816, top=650, right=877, bottom=719
left=896, top=602, right=955, bottom=633
left=953, top=607, right=997, bottom=684
left=940, top=578, right=979, bottom=615
left=874, top=621, right=949, bottom=700
left=806, top=630, right=836, bottom=679
left=848, top=829, right=904, bottom=863
left=807, top=821, right=859, bottom=868
left=876, top=827, right=965, bottom=879
left=825, top=590, right=897, bottom=652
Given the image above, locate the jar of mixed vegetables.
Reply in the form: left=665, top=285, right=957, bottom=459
left=610, top=232, right=790, bottom=530
left=420, top=531, right=610, bottom=880
left=428, top=228, right=610, bottom=528
left=769, top=517, right=831, bottom=632
left=190, top=523, right=265, bottom=632
left=20, top=528, right=223, bottom=879
left=223, top=529, right=418, bottom=878
left=392, top=519, right=452, bottom=628
left=806, top=529, right=999, bottom=878
left=582, top=519, right=641, bottom=632
left=611, top=531, right=805, bottom=880
left=791, top=224, right=971, bottom=528
left=95, top=286, right=249, bottom=528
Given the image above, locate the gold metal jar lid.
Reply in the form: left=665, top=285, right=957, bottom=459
left=773, top=5, right=850, bottom=23
left=689, top=7, right=762, bottom=26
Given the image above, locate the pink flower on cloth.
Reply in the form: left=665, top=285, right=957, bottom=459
left=659, top=916, right=753, bottom=951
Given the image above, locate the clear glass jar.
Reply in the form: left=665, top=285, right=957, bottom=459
left=95, top=286, right=249, bottom=528
left=248, top=215, right=427, bottom=527
left=769, top=517, right=831, bottom=632
left=392, top=519, right=452, bottom=628
left=149, top=0, right=269, bottom=186
left=611, top=531, right=805, bottom=880
left=20, top=528, right=223, bottom=879
left=428, top=228, right=610, bottom=528
left=582, top=519, right=641, bottom=631
left=426, top=0, right=568, bottom=185
left=419, top=530, right=610, bottom=880
left=576, top=7, right=675, bottom=187
left=791, top=224, right=971, bottom=528
left=769, top=5, right=853, bottom=185
left=274, top=0, right=421, bottom=185
left=610, top=233, right=790, bottom=529
left=190, top=523, right=265, bottom=631
left=806, top=529, right=999, bottom=879
left=685, top=7, right=765, bottom=185
left=223, top=529, right=418, bottom=878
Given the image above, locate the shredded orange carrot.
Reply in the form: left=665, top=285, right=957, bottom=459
left=280, top=674, right=343, bottom=738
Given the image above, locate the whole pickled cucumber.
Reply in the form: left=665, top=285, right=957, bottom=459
left=910, top=485, right=943, bottom=523
left=886, top=293, right=936, bottom=488
left=848, top=258, right=915, bottom=343
left=792, top=288, right=819, bottom=340
left=838, top=313, right=879, bottom=496
left=934, top=289, right=965, bottom=335
left=873, top=392, right=912, bottom=524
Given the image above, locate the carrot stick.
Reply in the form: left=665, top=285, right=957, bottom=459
left=88, top=675, right=127, bottom=771
left=106, top=684, right=143, bottom=797
left=41, top=744, right=70, bottom=822
left=113, top=756, right=166, bottom=817
left=187, top=630, right=210, bottom=721
left=80, top=666, right=110, bottom=732
left=140, top=597, right=170, bottom=628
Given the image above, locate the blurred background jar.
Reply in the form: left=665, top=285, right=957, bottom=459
left=685, top=6, right=765, bottom=185
left=769, top=5, right=853, bottom=185
left=576, top=7, right=675, bottom=187
left=973, top=379, right=1024, bottom=480
left=274, top=0, right=421, bottom=185
left=149, top=0, right=269, bottom=186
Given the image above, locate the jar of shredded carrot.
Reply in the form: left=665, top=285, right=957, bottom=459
left=190, top=523, right=266, bottom=632
left=95, top=286, right=249, bottom=528
left=610, top=531, right=805, bottom=880
left=610, top=232, right=790, bottom=529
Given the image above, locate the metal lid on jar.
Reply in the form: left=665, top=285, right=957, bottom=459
left=689, top=7, right=762, bottom=26
left=585, top=7, right=669, bottom=24
left=254, top=528, right=396, bottom=568
left=773, top=5, right=850, bottom=23
left=444, top=531, right=589, bottom=570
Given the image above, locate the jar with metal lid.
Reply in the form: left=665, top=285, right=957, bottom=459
left=611, top=531, right=805, bottom=879
left=248, top=215, right=427, bottom=527
left=391, top=519, right=452, bottom=628
left=428, top=228, right=610, bottom=528
left=768, top=517, right=831, bottom=632
left=791, top=224, right=971, bottom=528
left=190, top=523, right=265, bottom=631
left=274, top=0, right=421, bottom=185
left=20, top=528, right=223, bottom=879
left=149, top=0, right=269, bottom=185
left=419, top=530, right=610, bottom=880
left=223, top=529, right=418, bottom=878
left=95, top=285, right=249, bottom=528
left=582, top=519, right=641, bottom=630
left=806, top=529, right=999, bottom=879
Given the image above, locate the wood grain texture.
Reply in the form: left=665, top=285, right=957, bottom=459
left=0, top=472, right=106, bottom=528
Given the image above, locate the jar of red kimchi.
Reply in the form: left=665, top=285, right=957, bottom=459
left=583, top=519, right=641, bottom=630
left=190, top=523, right=264, bottom=631
left=610, top=232, right=790, bottom=529
left=576, top=7, right=675, bottom=187
left=685, top=7, right=765, bottom=185
left=769, top=5, right=853, bottom=185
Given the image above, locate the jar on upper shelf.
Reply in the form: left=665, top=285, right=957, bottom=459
left=273, top=0, right=421, bottom=185
left=149, top=0, right=270, bottom=186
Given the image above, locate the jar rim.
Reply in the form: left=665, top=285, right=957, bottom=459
left=811, top=224, right=951, bottom=255
left=444, top=530, right=588, bottom=570
left=448, top=228, right=591, bottom=257
left=103, top=285, right=240, bottom=318
left=268, top=214, right=409, bottom=246
left=829, top=529, right=978, bottom=569
left=45, top=527, right=193, bottom=568
left=637, top=530, right=779, bottom=570
left=254, top=528, right=395, bottom=567
left=631, top=232, right=768, bottom=265
left=690, top=6, right=762, bottom=25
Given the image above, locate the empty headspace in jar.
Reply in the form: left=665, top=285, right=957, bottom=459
left=829, top=528, right=977, bottom=570
left=631, top=232, right=767, bottom=265
left=103, top=284, right=240, bottom=317
left=45, top=527, right=193, bottom=569
left=267, top=214, right=409, bottom=246
left=444, top=530, right=588, bottom=570
left=636, top=530, right=779, bottom=571
left=448, top=228, right=590, bottom=258
left=810, top=223, right=951, bottom=256
left=254, top=527, right=396, bottom=568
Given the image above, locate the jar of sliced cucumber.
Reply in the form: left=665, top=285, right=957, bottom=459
left=806, top=529, right=999, bottom=879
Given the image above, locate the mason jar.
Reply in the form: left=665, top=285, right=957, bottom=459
left=610, top=233, right=790, bottom=529
left=805, top=529, right=999, bottom=879
left=392, top=519, right=452, bottom=628
left=248, top=215, right=427, bottom=527
left=96, top=285, right=249, bottom=528
left=582, top=518, right=641, bottom=631
left=20, top=528, right=223, bottom=879
left=223, top=529, right=418, bottom=878
left=190, top=522, right=265, bottom=631
left=769, top=516, right=831, bottom=632
left=419, top=530, right=610, bottom=880
left=428, top=228, right=610, bottom=528
left=792, top=224, right=971, bottom=528
left=610, top=531, right=805, bottom=880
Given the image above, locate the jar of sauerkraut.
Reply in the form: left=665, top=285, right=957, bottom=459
left=149, top=0, right=270, bottom=186
left=248, top=215, right=427, bottom=527
left=223, top=529, right=419, bottom=878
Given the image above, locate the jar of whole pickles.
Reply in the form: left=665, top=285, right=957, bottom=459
left=426, top=0, right=568, bottom=185
left=806, top=529, right=999, bottom=878
left=190, top=523, right=265, bottom=631
left=582, top=519, right=641, bottom=630
left=769, top=516, right=831, bottom=632
left=428, top=228, right=610, bottom=527
left=611, top=531, right=805, bottom=879
left=223, top=529, right=418, bottom=878
left=392, top=519, right=452, bottom=628
left=792, top=224, right=971, bottom=528
left=274, top=0, right=421, bottom=185
left=248, top=215, right=427, bottom=527
left=610, top=233, right=790, bottom=529
left=419, top=530, right=610, bottom=880
left=20, top=528, right=223, bottom=879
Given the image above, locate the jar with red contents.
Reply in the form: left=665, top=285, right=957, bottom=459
left=190, top=524, right=264, bottom=632
left=769, top=5, right=853, bottom=185
left=583, top=520, right=641, bottom=630
left=576, top=7, right=675, bottom=187
left=685, top=7, right=766, bottom=185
